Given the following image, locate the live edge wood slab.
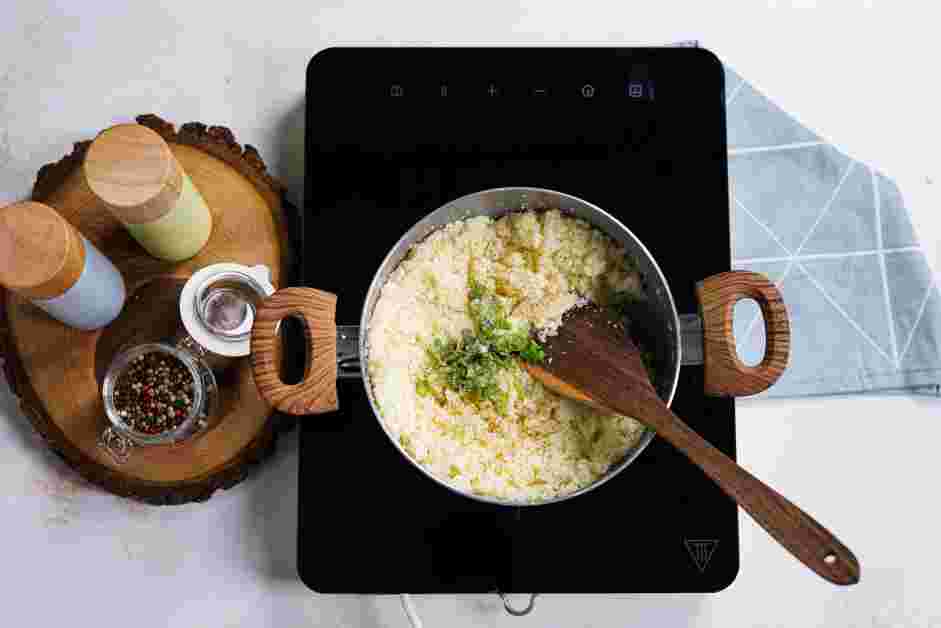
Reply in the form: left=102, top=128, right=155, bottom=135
left=0, top=114, right=300, bottom=504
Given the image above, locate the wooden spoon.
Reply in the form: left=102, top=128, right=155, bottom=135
left=524, top=304, right=860, bottom=586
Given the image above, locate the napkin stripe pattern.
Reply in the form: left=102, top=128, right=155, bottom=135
left=723, top=65, right=940, bottom=397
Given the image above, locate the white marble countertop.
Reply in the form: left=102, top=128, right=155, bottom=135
left=2, top=1, right=939, bottom=626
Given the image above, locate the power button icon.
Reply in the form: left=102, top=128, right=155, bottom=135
left=582, top=84, right=595, bottom=98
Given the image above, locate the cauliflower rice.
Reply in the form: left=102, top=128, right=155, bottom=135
left=367, top=210, right=647, bottom=502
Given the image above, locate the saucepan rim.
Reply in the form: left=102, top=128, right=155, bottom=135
left=358, top=186, right=682, bottom=507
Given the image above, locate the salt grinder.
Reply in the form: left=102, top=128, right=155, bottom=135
left=0, top=201, right=125, bottom=330
left=84, top=123, right=213, bottom=262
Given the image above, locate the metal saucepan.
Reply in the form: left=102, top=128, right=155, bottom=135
left=249, top=187, right=790, bottom=507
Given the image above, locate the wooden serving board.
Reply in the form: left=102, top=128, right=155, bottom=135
left=0, top=114, right=300, bottom=504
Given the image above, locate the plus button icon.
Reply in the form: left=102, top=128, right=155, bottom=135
left=488, top=84, right=498, bottom=97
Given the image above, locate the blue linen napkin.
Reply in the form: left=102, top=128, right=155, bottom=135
left=721, top=63, right=941, bottom=397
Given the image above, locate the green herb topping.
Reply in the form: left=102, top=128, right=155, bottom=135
left=607, top=289, right=641, bottom=318
left=419, top=281, right=544, bottom=409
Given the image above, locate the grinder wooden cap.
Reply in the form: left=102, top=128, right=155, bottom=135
left=0, top=201, right=87, bottom=299
left=83, top=123, right=184, bottom=224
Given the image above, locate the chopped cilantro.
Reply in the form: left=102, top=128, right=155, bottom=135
left=492, top=388, right=510, bottom=415
left=468, top=279, right=487, bottom=301
left=415, top=377, right=433, bottom=398
left=640, top=349, right=657, bottom=384
left=608, top=289, right=640, bottom=318
left=399, top=433, right=414, bottom=456
left=622, top=252, right=639, bottom=273
left=422, top=281, right=546, bottom=410
left=519, top=341, right=545, bottom=363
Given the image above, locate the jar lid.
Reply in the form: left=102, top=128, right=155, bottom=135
left=84, top=123, right=183, bottom=224
left=180, top=263, right=275, bottom=357
left=0, top=201, right=86, bottom=299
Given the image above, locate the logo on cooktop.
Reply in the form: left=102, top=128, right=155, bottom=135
left=685, top=539, right=719, bottom=572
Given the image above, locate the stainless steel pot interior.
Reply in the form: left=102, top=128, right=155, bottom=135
left=359, top=187, right=682, bottom=506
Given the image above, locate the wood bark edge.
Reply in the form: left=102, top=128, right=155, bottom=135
left=2, top=114, right=300, bottom=505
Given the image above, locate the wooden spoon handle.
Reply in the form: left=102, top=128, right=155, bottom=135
left=644, top=402, right=859, bottom=585
left=250, top=287, right=338, bottom=415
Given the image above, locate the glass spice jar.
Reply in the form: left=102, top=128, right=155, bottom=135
left=99, top=343, right=219, bottom=461
left=98, top=263, right=274, bottom=463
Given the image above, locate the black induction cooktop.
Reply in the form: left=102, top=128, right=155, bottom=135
left=298, top=47, right=737, bottom=594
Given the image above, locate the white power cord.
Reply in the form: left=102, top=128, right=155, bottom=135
left=399, top=593, right=424, bottom=628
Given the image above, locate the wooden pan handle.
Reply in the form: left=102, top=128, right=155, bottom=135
left=250, top=287, right=338, bottom=415
left=696, top=271, right=790, bottom=397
